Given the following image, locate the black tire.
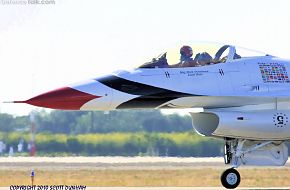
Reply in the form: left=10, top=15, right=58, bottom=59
left=220, top=168, right=241, bottom=189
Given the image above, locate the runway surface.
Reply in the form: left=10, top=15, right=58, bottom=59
left=0, top=156, right=228, bottom=170
left=3, top=187, right=290, bottom=190
left=0, top=157, right=289, bottom=189
left=85, top=188, right=290, bottom=190
left=0, top=156, right=289, bottom=170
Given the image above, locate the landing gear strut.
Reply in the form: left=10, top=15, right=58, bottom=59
left=220, top=168, right=240, bottom=189
left=221, top=139, right=240, bottom=189
left=220, top=138, right=287, bottom=189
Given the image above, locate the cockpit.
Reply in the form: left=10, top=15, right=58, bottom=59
left=138, top=44, right=267, bottom=69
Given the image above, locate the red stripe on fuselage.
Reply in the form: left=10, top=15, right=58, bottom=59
left=24, top=87, right=101, bottom=110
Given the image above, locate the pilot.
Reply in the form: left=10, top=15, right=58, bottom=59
left=179, top=45, right=198, bottom=67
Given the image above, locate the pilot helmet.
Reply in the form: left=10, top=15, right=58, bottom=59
left=180, top=45, right=193, bottom=58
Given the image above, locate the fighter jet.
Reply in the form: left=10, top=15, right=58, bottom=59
left=13, top=43, right=290, bottom=189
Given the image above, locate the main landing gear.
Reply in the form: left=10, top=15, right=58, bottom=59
left=220, top=138, right=288, bottom=189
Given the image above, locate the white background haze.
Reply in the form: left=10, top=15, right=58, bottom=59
left=0, top=0, right=290, bottom=115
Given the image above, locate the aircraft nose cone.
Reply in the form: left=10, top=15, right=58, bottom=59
left=21, top=87, right=101, bottom=110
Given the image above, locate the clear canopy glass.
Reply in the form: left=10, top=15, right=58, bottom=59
left=138, top=43, right=268, bottom=69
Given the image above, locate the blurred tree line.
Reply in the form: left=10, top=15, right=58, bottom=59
left=0, top=110, right=224, bottom=157
left=0, top=132, right=223, bottom=157
left=0, top=110, right=192, bottom=134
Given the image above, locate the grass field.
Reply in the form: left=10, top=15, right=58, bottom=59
left=1, top=168, right=290, bottom=187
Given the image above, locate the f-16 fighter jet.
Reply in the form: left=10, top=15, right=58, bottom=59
left=13, top=43, right=290, bottom=189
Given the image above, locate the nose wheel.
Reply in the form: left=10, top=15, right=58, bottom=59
left=220, top=168, right=241, bottom=189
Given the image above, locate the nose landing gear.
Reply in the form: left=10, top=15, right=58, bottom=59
left=220, top=168, right=241, bottom=189
left=221, top=139, right=240, bottom=189
left=220, top=138, right=287, bottom=189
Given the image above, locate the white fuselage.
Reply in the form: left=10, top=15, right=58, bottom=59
left=78, top=56, right=290, bottom=111
left=18, top=54, right=290, bottom=140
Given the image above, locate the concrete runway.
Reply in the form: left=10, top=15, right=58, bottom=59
left=85, top=188, right=290, bottom=190
left=2, top=187, right=290, bottom=190
left=1, top=157, right=289, bottom=190
left=0, top=157, right=228, bottom=170
left=0, top=156, right=289, bottom=170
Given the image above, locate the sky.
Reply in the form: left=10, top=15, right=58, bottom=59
left=1, top=0, right=290, bottom=115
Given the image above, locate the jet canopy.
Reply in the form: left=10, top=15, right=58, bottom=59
left=139, top=44, right=267, bottom=68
